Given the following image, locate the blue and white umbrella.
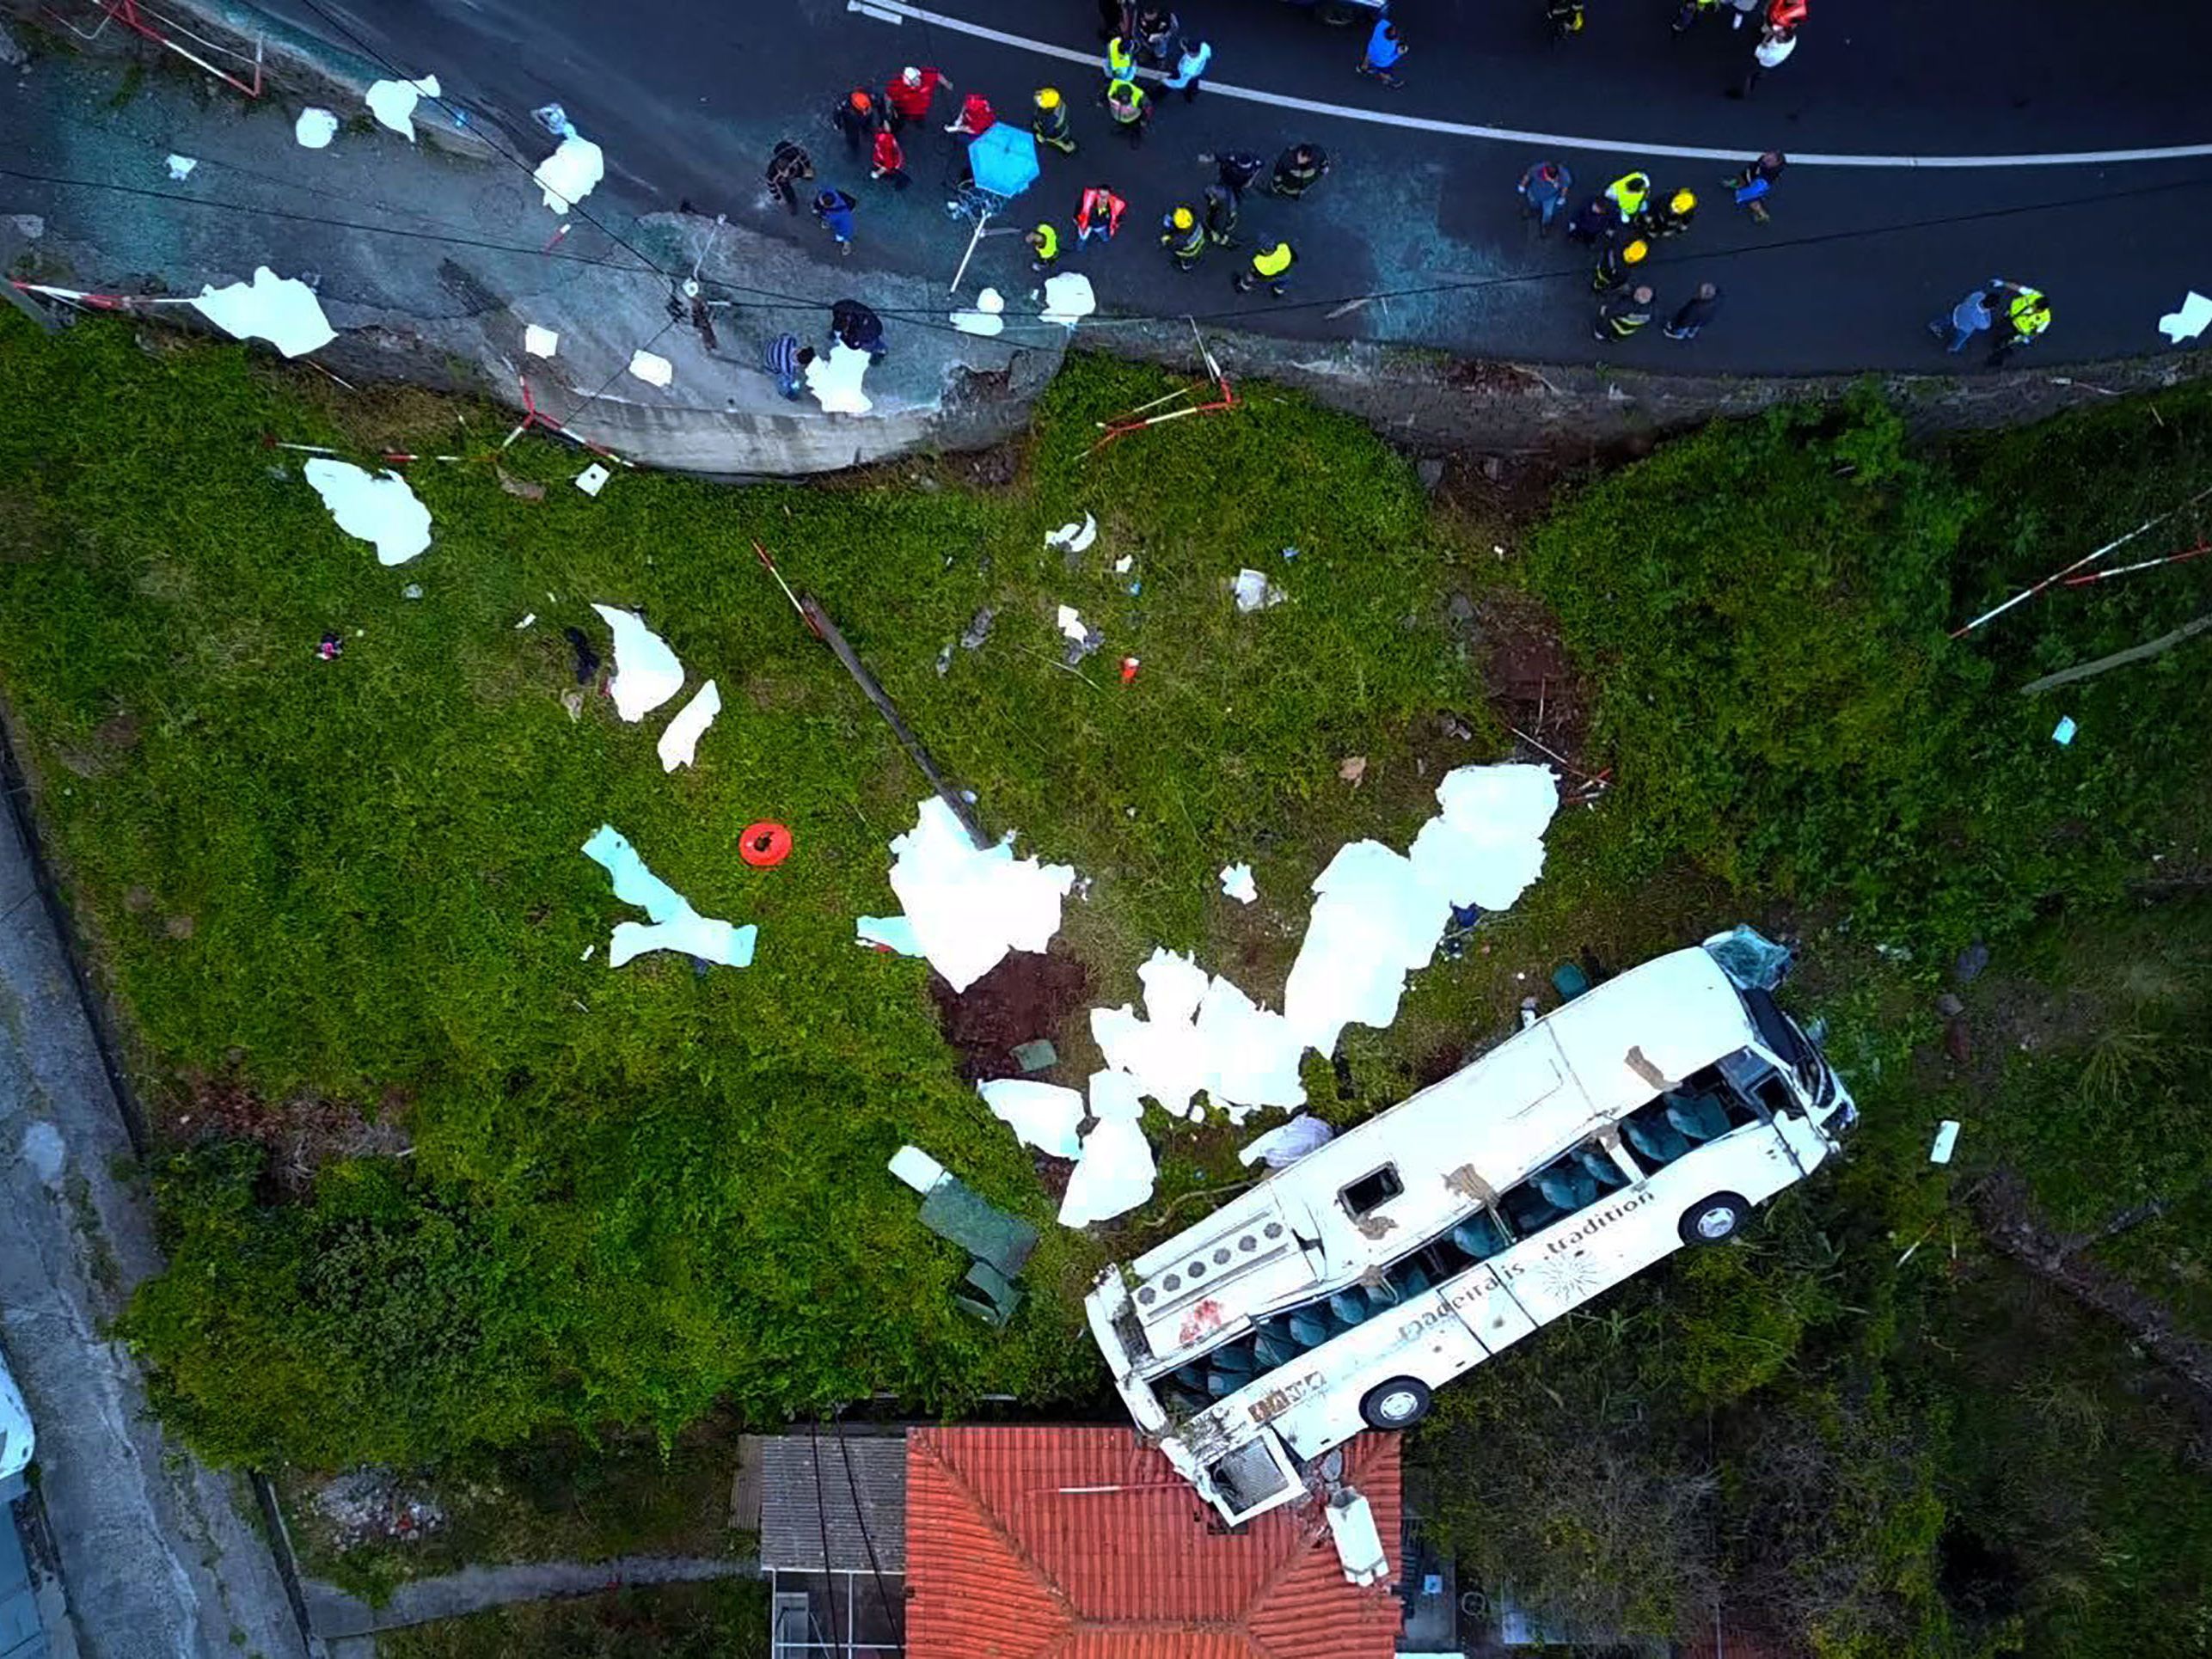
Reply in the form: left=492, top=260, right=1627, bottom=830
left=947, top=124, right=1043, bottom=294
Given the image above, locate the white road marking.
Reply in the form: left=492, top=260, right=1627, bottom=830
left=849, top=0, right=905, bottom=21
left=857, top=0, right=2212, bottom=169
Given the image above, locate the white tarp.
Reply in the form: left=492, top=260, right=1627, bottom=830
left=581, top=823, right=755, bottom=969
left=1220, top=862, right=1257, bottom=904
left=2160, top=291, right=2212, bottom=344
left=628, top=349, right=674, bottom=389
left=1239, top=1112, right=1334, bottom=1169
left=590, top=603, right=684, bottom=723
left=806, top=342, right=873, bottom=415
left=294, top=107, right=339, bottom=149
left=0, top=1351, right=30, bottom=1484
left=1058, top=1115, right=1155, bottom=1227
left=1285, top=763, right=1557, bottom=1055
left=977, top=1079, right=1084, bottom=1159
left=302, top=459, right=432, bottom=566
left=1040, top=271, right=1097, bottom=327
left=951, top=286, right=1007, bottom=337
left=856, top=915, right=922, bottom=955
left=191, top=266, right=335, bottom=358
left=655, top=679, right=720, bottom=771
left=1091, top=949, right=1305, bottom=1124
left=534, top=133, right=605, bottom=211
left=365, top=73, right=441, bottom=139
left=884, top=798, right=1075, bottom=994
left=1045, top=512, right=1098, bottom=554
left=524, top=323, right=560, bottom=358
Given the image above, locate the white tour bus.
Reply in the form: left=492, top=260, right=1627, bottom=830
left=1084, top=934, right=1857, bottom=1527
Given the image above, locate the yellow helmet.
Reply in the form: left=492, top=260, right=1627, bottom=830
left=1670, top=188, right=1696, bottom=214
left=1172, top=206, right=1193, bottom=230
left=1621, top=237, right=1650, bottom=264
left=1036, top=87, right=1061, bottom=111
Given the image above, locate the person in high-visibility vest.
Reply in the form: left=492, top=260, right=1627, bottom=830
left=1591, top=235, right=1650, bottom=293
left=1604, top=171, right=1651, bottom=223
left=1594, top=284, right=1656, bottom=340
left=1076, top=187, right=1127, bottom=244
left=1987, top=280, right=2051, bottom=365
left=1106, top=77, right=1150, bottom=145
left=1104, top=34, right=1137, bottom=82
left=1032, top=88, right=1077, bottom=155
left=1642, top=187, right=1697, bottom=238
left=1026, top=222, right=1061, bottom=272
left=1234, top=240, right=1296, bottom=297
left=1160, top=205, right=1205, bottom=270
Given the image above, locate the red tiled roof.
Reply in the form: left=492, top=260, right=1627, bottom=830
left=905, top=1425, right=1402, bottom=1659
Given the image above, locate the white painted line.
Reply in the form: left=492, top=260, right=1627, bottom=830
left=849, top=0, right=905, bottom=21
left=859, top=0, right=2212, bottom=169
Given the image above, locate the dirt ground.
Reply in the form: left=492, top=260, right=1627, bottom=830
left=927, top=949, right=1093, bottom=1084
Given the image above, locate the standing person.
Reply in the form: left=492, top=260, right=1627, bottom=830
left=1165, top=35, right=1213, bottom=101
left=1547, top=0, right=1586, bottom=39
left=1986, top=281, right=2051, bottom=365
left=1269, top=143, right=1329, bottom=198
left=885, top=65, right=953, bottom=132
left=812, top=187, right=858, bottom=257
left=1732, top=24, right=1797, bottom=97
left=1566, top=193, right=1617, bottom=242
left=1105, top=30, right=1137, bottom=82
left=830, top=297, right=886, bottom=362
left=1202, top=181, right=1241, bottom=246
left=1591, top=235, right=1650, bottom=292
left=1928, top=286, right=1995, bottom=354
left=945, top=91, right=996, bottom=135
left=1033, top=86, right=1077, bottom=154
left=1098, top=0, right=1130, bottom=42
left=1671, top=0, right=1719, bottom=34
left=1234, top=240, right=1296, bottom=297
left=1517, top=160, right=1574, bottom=233
left=1026, top=222, right=1062, bottom=271
left=869, top=126, right=911, bottom=192
left=1724, top=150, right=1786, bottom=221
left=1106, top=77, right=1150, bottom=144
left=1766, top=0, right=1808, bottom=27
left=1603, top=171, right=1651, bottom=224
left=1358, top=18, right=1409, bottom=87
left=1594, top=284, right=1656, bottom=340
left=1642, top=187, right=1697, bottom=238
left=1076, top=185, right=1127, bottom=244
left=833, top=87, right=880, bottom=157
left=1161, top=205, right=1206, bottom=270
left=1663, top=281, right=1722, bottom=340
left=763, top=332, right=815, bottom=399
left=764, top=138, right=814, bottom=214
left=1214, top=150, right=1265, bottom=196
left=1134, top=6, right=1179, bottom=68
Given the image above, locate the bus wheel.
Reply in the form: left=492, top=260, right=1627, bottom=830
left=1359, top=1377, right=1433, bottom=1430
left=1680, top=1192, right=1749, bottom=1246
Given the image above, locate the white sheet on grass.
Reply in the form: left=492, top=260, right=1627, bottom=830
left=1040, top=271, right=1097, bottom=327
left=1058, top=1115, right=1155, bottom=1227
left=1220, top=862, right=1257, bottom=904
left=806, top=342, right=874, bottom=415
left=302, top=459, right=432, bottom=566
left=581, top=823, right=755, bottom=969
left=655, top=679, right=720, bottom=771
left=534, top=132, right=604, bottom=211
left=1239, top=1112, right=1334, bottom=1169
left=294, top=107, right=340, bottom=149
left=590, top=603, right=684, bottom=723
left=977, top=1079, right=1084, bottom=1160
left=1091, top=949, right=1305, bottom=1124
left=1285, top=763, right=1558, bottom=1055
left=365, top=73, right=441, bottom=138
left=2160, top=291, right=2212, bottom=344
left=191, top=266, right=336, bottom=358
left=856, top=915, right=922, bottom=956
left=884, top=797, right=1075, bottom=994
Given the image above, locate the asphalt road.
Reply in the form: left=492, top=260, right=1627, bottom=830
left=240, top=0, right=2212, bottom=370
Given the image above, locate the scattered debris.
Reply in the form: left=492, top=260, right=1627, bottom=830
left=1325, top=1491, right=1388, bottom=1588
left=2052, top=714, right=2078, bottom=745
left=165, top=154, right=197, bottom=181
left=514, top=613, right=536, bottom=629
left=1284, top=764, right=1558, bottom=1055
left=365, top=73, right=441, bottom=139
left=581, top=823, right=756, bottom=969
left=1118, top=656, right=1140, bottom=683
left=1056, top=604, right=1090, bottom=643
left=2159, top=291, right=2212, bottom=344
left=885, top=797, right=1075, bottom=994
left=978, top=1079, right=1084, bottom=1159
left=1092, top=949, right=1305, bottom=1124
left=1040, top=271, right=1098, bottom=327
left=1954, top=941, right=1991, bottom=984
left=1059, top=1073, right=1157, bottom=1227
left=1112, top=554, right=1133, bottom=574
left=656, top=679, right=720, bottom=771
left=806, top=342, right=873, bottom=415
left=1046, top=512, right=1099, bottom=554
left=562, top=625, right=601, bottom=685
left=303, top=459, right=432, bottom=566
left=1930, top=1120, right=1961, bottom=1165
left=316, top=631, right=343, bottom=661
left=1010, top=1038, right=1058, bottom=1073
left=929, top=949, right=1091, bottom=1082
left=628, top=349, right=674, bottom=389
left=891, top=1145, right=1038, bottom=1321
left=190, top=266, right=336, bottom=358
left=293, top=107, right=340, bottom=150
left=495, top=462, right=546, bottom=501
left=1219, top=862, right=1257, bottom=904
left=311, top=1470, right=447, bottom=1549
left=561, top=689, right=584, bottom=720
left=1338, top=755, right=1367, bottom=787
left=952, top=287, right=1008, bottom=337
left=1231, top=568, right=1284, bottom=612
left=524, top=323, right=560, bottom=358
left=534, top=130, right=605, bottom=211
left=574, top=462, right=610, bottom=497
left=401, top=583, right=423, bottom=600
left=738, top=822, right=793, bottom=867
left=1238, top=1112, right=1334, bottom=1169
left=959, top=607, right=996, bottom=651
left=589, top=603, right=683, bottom=722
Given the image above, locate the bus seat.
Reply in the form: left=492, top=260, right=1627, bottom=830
left=1252, top=1326, right=1297, bottom=1369
left=1535, top=1162, right=1597, bottom=1213
left=1288, top=1309, right=1332, bottom=1350
left=1328, top=1290, right=1368, bottom=1328
left=1503, top=1186, right=1564, bottom=1235
left=1575, top=1146, right=1628, bottom=1190
left=1394, top=1263, right=1432, bottom=1300
left=1666, top=1093, right=1731, bottom=1142
left=1453, top=1215, right=1507, bottom=1261
left=1623, top=1114, right=1691, bottom=1168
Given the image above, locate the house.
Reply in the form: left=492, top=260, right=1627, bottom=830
left=751, top=1424, right=1404, bottom=1659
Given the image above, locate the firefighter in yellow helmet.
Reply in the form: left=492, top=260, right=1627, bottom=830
left=1160, top=205, right=1205, bottom=270
left=1642, top=187, right=1697, bottom=238
left=1032, top=87, right=1076, bottom=155
left=1604, top=170, right=1651, bottom=223
left=1591, top=234, right=1651, bottom=292
left=1235, top=240, right=1296, bottom=297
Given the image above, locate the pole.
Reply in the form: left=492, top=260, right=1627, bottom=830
left=948, top=210, right=990, bottom=295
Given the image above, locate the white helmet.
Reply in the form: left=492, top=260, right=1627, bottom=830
left=901, top=66, right=922, bottom=86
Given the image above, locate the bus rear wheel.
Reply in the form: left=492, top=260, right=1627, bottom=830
left=1359, top=1377, right=1433, bottom=1430
left=1680, top=1192, right=1749, bottom=1246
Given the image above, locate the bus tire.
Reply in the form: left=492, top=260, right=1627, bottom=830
left=1359, top=1377, right=1433, bottom=1430
left=1680, top=1192, right=1749, bottom=1246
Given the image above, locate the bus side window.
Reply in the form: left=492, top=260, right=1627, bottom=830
left=1340, top=1165, right=1403, bottom=1219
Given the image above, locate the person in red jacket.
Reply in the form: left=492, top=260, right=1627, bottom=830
left=1766, top=0, right=1806, bottom=27
left=945, top=91, right=996, bottom=136
left=885, top=65, right=952, bottom=131
left=869, top=126, right=911, bottom=191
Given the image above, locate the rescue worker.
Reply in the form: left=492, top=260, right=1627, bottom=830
left=830, top=297, right=886, bottom=362
left=1671, top=0, right=1719, bottom=33
left=1594, top=284, right=1655, bottom=340
left=1165, top=34, right=1213, bottom=101
left=1026, top=221, right=1062, bottom=272
left=1591, top=235, right=1651, bottom=292
left=1161, top=205, right=1205, bottom=270
left=1033, top=87, right=1077, bottom=155
left=1134, top=6, right=1178, bottom=68
left=1075, top=186, right=1127, bottom=244
left=1547, top=0, right=1585, bottom=38
left=1268, top=144, right=1329, bottom=199
left=1202, top=181, right=1241, bottom=246
left=1566, top=194, right=1617, bottom=243
left=833, top=86, right=881, bottom=156
left=1234, top=240, right=1296, bottom=297
left=1517, top=160, right=1573, bottom=234
left=1766, top=0, right=1807, bottom=28
left=763, top=138, right=814, bottom=215
left=1604, top=171, right=1651, bottom=223
left=1104, top=32, right=1137, bottom=83
left=1215, top=150, right=1265, bottom=196
left=1987, top=280, right=2051, bottom=365
left=885, top=64, right=951, bottom=131
left=868, top=126, right=910, bottom=192
left=1106, top=77, right=1150, bottom=145
left=944, top=91, right=996, bottom=136
left=1642, top=187, right=1697, bottom=238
